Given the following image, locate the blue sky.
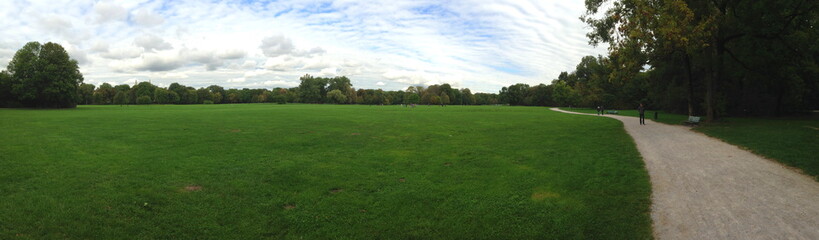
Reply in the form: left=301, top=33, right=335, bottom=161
left=0, top=0, right=608, bottom=93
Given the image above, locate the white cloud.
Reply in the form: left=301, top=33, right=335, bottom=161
left=318, top=67, right=338, bottom=76
left=243, top=69, right=270, bottom=78
left=376, top=81, right=385, bottom=86
left=227, top=77, right=246, bottom=83
left=218, top=49, right=246, bottom=59
left=132, top=9, right=165, bottom=27
left=180, top=48, right=222, bottom=71
left=260, top=35, right=295, bottom=57
left=134, top=34, right=173, bottom=52
left=100, top=47, right=143, bottom=60
left=134, top=54, right=182, bottom=72
left=94, top=2, right=128, bottom=23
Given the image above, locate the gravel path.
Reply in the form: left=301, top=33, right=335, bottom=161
left=551, top=108, right=819, bottom=240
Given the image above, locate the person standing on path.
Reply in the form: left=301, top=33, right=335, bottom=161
left=596, top=105, right=602, bottom=115
left=638, top=103, right=646, bottom=125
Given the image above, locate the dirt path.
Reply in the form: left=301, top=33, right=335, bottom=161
left=550, top=108, right=819, bottom=240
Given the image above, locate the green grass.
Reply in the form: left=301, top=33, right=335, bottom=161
left=0, top=104, right=652, bottom=239
left=694, top=116, right=819, bottom=180
left=560, top=107, right=690, bottom=125
left=561, top=107, right=818, bottom=181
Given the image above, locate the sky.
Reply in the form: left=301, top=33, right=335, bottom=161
left=0, top=0, right=608, bottom=93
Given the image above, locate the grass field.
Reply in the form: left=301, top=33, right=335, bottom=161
left=561, top=107, right=818, bottom=180
left=0, top=104, right=652, bottom=239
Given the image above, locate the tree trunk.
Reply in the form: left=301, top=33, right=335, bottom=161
left=684, top=53, right=695, bottom=116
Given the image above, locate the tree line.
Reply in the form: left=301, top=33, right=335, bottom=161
left=69, top=74, right=501, bottom=106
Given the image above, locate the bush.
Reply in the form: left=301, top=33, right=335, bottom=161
left=203, top=100, right=214, bottom=104
left=136, top=96, right=152, bottom=105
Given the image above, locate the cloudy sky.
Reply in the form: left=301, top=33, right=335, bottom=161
left=0, top=0, right=607, bottom=93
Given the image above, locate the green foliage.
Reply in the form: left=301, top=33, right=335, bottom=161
left=136, top=95, right=152, bottom=105
left=0, top=104, right=652, bottom=239
left=440, top=93, right=450, bottom=105
left=581, top=0, right=819, bottom=118
left=0, top=71, right=13, bottom=107
left=6, top=42, right=83, bottom=108
left=405, top=92, right=420, bottom=104
left=298, top=74, right=327, bottom=103
left=78, top=83, right=95, bottom=105
left=203, top=100, right=214, bottom=104
left=95, top=83, right=115, bottom=104
left=112, top=91, right=128, bottom=105
left=153, top=88, right=170, bottom=104
left=326, top=89, right=347, bottom=104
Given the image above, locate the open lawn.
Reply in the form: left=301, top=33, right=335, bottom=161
left=0, top=104, right=651, bottom=239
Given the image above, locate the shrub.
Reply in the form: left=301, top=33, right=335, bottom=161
left=203, top=100, right=214, bottom=104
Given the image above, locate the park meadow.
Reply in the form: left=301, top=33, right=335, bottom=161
left=1, top=104, right=652, bottom=239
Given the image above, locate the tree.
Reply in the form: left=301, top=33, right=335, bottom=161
left=207, top=85, right=226, bottom=103
left=131, top=81, right=156, bottom=103
left=78, top=83, right=95, bottom=105
left=136, top=95, right=152, bottom=105
left=0, top=71, right=13, bottom=107
left=154, top=88, right=170, bottom=104
left=96, top=83, right=115, bottom=104
left=405, top=92, right=420, bottom=104
left=298, top=74, right=328, bottom=103
left=440, top=93, right=450, bottom=105
left=113, top=91, right=129, bottom=105
left=185, top=89, right=198, bottom=104
left=326, top=89, right=347, bottom=104
left=6, top=42, right=83, bottom=108
left=501, top=84, right=530, bottom=105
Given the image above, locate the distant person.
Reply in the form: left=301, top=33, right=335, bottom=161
left=596, top=105, right=602, bottom=115
left=638, top=103, right=646, bottom=125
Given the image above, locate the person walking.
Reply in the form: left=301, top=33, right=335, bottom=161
left=638, top=103, right=646, bottom=125
left=596, top=105, right=602, bottom=115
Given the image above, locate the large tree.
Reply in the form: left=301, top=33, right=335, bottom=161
left=6, top=42, right=84, bottom=108
left=583, top=0, right=819, bottom=119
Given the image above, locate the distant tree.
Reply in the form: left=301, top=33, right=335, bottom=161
left=133, top=82, right=156, bottom=97
left=405, top=92, right=420, bottom=104
left=298, top=74, right=327, bottom=103
left=461, top=88, right=475, bottom=105
left=136, top=95, right=152, bottom=105
left=114, top=84, right=130, bottom=93
left=154, top=88, right=170, bottom=104
left=96, top=83, right=115, bottom=104
left=206, top=85, right=226, bottom=103
left=440, top=93, right=450, bottom=105
left=196, top=88, right=211, bottom=103
left=430, top=95, right=441, bottom=105
left=211, top=92, right=223, bottom=104
left=346, top=88, right=357, bottom=104
left=327, top=76, right=352, bottom=94
left=327, top=89, right=347, bottom=104
left=227, top=92, right=239, bottom=103
left=0, top=71, right=14, bottom=107
left=78, top=83, right=95, bottom=104
left=7, top=42, right=83, bottom=108
left=113, top=91, right=128, bottom=105
left=184, top=89, right=198, bottom=104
